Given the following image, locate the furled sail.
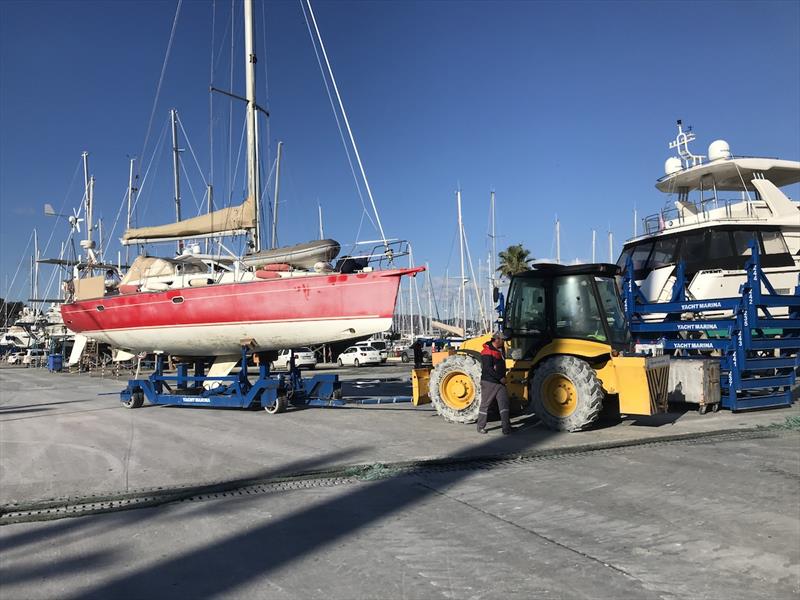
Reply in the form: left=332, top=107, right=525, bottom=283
left=122, top=196, right=256, bottom=245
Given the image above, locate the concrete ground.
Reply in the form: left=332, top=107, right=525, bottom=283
left=1, top=365, right=799, bottom=598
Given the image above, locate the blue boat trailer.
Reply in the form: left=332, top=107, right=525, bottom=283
left=120, top=346, right=341, bottom=413
left=623, top=240, right=800, bottom=412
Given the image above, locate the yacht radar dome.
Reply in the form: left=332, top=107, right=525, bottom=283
left=708, top=139, right=731, bottom=161
left=664, top=157, right=683, bottom=175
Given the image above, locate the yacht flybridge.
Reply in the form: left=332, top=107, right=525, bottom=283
left=618, top=121, right=799, bottom=302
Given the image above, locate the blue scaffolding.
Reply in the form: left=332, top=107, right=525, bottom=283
left=623, top=241, right=800, bottom=411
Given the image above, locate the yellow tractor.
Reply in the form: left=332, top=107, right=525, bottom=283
left=416, top=263, right=669, bottom=431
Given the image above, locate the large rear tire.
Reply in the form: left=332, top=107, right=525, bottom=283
left=529, top=355, right=603, bottom=432
left=429, top=354, right=482, bottom=423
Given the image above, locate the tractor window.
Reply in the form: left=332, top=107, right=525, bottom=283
left=506, top=277, right=547, bottom=359
left=553, top=275, right=606, bottom=342
left=595, top=277, right=630, bottom=346
left=507, top=278, right=547, bottom=335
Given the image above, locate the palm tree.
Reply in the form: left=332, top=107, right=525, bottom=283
left=497, top=244, right=532, bottom=278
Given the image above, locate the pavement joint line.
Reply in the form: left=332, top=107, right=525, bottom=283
left=0, top=426, right=793, bottom=525
left=415, top=480, right=652, bottom=590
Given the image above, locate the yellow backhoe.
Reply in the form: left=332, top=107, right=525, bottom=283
left=414, top=263, right=669, bottom=431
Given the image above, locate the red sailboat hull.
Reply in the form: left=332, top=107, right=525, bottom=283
left=61, top=268, right=420, bottom=356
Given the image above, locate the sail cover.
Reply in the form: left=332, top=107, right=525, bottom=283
left=122, top=197, right=256, bottom=244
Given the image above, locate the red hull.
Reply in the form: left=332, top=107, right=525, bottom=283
left=61, top=268, right=421, bottom=355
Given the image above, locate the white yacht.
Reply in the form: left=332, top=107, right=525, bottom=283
left=618, top=122, right=799, bottom=303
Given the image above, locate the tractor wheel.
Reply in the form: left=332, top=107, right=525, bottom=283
left=529, top=356, right=603, bottom=432
left=429, top=354, right=482, bottom=423
left=264, top=394, right=288, bottom=415
left=123, top=389, right=144, bottom=409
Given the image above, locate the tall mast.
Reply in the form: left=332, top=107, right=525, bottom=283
left=81, top=151, right=92, bottom=248
left=555, top=215, right=561, bottom=264
left=170, top=108, right=183, bottom=253
left=592, top=229, right=596, bottom=263
left=32, top=229, right=39, bottom=307
left=457, top=189, right=467, bottom=337
left=126, top=157, right=137, bottom=265
left=271, top=141, right=283, bottom=249
left=426, top=262, right=433, bottom=335
left=608, top=231, right=613, bottom=262
left=318, top=203, right=324, bottom=239
left=489, top=190, right=496, bottom=287
left=244, top=0, right=261, bottom=251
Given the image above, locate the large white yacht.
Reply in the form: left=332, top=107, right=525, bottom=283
left=618, top=122, right=799, bottom=302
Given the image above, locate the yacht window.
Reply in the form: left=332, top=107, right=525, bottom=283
left=647, top=237, right=678, bottom=269
left=732, top=230, right=759, bottom=256
left=679, top=232, right=706, bottom=263
left=761, top=231, right=790, bottom=255
left=630, top=243, right=654, bottom=270
left=708, top=230, right=734, bottom=260
left=616, top=247, right=633, bottom=269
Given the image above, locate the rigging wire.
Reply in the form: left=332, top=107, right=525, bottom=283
left=300, top=0, right=379, bottom=236
left=5, top=230, right=34, bottom=302
left=138, top=0, right=183, bottom=178
left=176, top=113, right=210, bottom=188
left=40, top=158, right=83, bottom=259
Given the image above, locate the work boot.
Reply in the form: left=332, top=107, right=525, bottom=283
left=477, top=427, right=488, bottom=434
left=502, top=427, right=513, bottom=435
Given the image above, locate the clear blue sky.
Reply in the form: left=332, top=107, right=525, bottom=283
left=1, top=0, right=798, bottom=302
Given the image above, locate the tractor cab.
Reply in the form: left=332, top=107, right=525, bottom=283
left=504, top=263, right=630, bottom=360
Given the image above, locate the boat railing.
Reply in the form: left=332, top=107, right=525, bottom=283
left=341, top=239, right=412, bottom=270
left=643, top=196, right=764, bottom=234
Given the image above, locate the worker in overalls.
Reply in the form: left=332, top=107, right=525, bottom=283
left=477, top=331, right=512, bottom=435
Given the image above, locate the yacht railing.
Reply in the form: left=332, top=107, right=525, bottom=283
left=643, top=197, right=765, bottom=234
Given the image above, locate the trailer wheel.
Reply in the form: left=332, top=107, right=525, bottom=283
left=529, top=356, right=603, bottom=432
left=429, top=354, right=482, bottom=423
left=123, top=390, right=144, bottom=409
left=264, top=394, right=287, bottom=415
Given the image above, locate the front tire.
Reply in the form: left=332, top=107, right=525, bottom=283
left=429, top=354, right=482, bottom=423
left=529, top=356, right=603, bottom=432
left=337, top=358, right=343, bottom=367
left=354, top=358, right=360, bottom=367
left=122, top=389, right=144, bottom=409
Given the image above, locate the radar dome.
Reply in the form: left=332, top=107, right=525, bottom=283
left=664, top=157, right=683, bottom=175
left=708, top=139, right=731, bottom=161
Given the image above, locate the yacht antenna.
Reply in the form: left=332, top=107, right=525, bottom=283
left=669, top=119, right=705, bottom=168
left=318, top=203, right=324, bottom=239
left=555, top=215, right=561, bottom=264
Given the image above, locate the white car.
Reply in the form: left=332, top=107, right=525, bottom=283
left=6, top=351, right=26, bottom=365
left=272, top=348, right=317, bottom=370
left=337, top=345, right=381, bottom=367
left=355, top=340, right=388, bottom=363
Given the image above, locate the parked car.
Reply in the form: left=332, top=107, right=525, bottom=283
left=22, top=349, right=46, bottom=366
left=272, top=348, right=317, bottom=370
left=355, top=340, right=388, bottom=363
left=6, top=351, right=26, bottom=365
left=400, top=340, right=433, bottom=363
left=337, top=345, right=381, bottom=367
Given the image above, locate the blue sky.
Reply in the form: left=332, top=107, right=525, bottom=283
left=1, top=0, right=798, bottom=303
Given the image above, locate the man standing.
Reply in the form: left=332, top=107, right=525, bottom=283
left=412, top=340, right=424, bottom=369
left=477, top=331, right=512, bottom=434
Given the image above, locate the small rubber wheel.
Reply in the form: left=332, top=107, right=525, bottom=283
left=333, top=388, right=343, bottom=400
left=354, top=358, right=360, bottom=367
left=401, top=353, right=409, bottom=363
left=711, top=403, right=719, bottom=413
left=123, top=390, right=144, bottom=409
left=699, top=404, right=708, bottom=415
left=337, top=358, right=343, bottom=367
left=264, top=395, right=288, bottom=414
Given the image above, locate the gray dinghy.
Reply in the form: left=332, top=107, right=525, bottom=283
left=241, top=239, right=341, bottom=269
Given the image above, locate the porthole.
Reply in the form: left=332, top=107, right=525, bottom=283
left=172, top=296, right=185, bottom=304
left=96, top=305, right=105, bottom=312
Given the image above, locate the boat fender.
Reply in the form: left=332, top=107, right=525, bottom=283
left=119, top=284, right=140, bottom=295
left=255, top=270, right=281, bottom=279
left=260, top=263, right=291, bottom=272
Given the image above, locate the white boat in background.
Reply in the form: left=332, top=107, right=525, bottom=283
left=618, top=121, right=799, bottom=303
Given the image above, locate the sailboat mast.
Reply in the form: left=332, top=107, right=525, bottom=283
left=244, top=0, right=261, bottom=251
left=82, top=151, right=91, bottom=247
left=457, top=189, right=467, bottom=337
left=272, top=141, right=283, bottom=249
left=592, top=229, right=596, bottom=263
left=490, top=190, right=496, bottom=287
left=555, top=215, right=561, bottom=264
left=127, top=157, right=136, bottom=265
left=170, top=108, right=183, bottom=253
left=318, top=204, right=324, bottom=239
